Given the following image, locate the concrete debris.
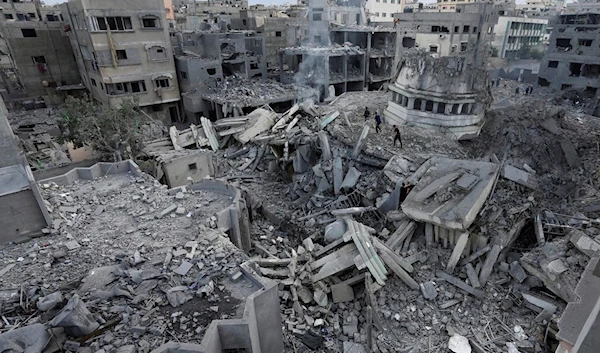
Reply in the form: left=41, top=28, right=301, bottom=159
left=37, top=291, right=64, bottom=311
left=448, top=334, right=471, bottom=353
left=0, top=324, right=51, bottom=353
left=49, top=294, right=100, bottom=337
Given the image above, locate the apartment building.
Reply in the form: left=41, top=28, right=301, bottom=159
left=437, top=0, right=515, bottom=15
left=538, top=13, right=600, bottom=98
left=565, top=0, right=600, bottom=14
left=394, top=3, right=500, bottom=65
left=61, top=0, right=181, bottom=123
left=0, top=0, right=81, bottom=102
left=365, top=0, right=407, bottom=22
left=492, top=16, right=547, bottom=58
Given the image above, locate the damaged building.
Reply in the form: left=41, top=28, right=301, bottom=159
left=384, top=4, right=498, bottom=140
left=60, top=0, right=182, bottom=123
left=537, top=13, right=600, bottom=116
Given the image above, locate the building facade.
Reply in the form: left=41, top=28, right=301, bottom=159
left=366, top=0, right=407, bottom=22
left=0, top=0, right=81, bottom=102
left=565, top=0, right=600, bottom=14
left=538, top=13, right=600, bottom=101
left=61, top=0, right=181, bottom=123
left=492, top=16, right=547, bottom=58
left=437, top=0, right=515, bottom=14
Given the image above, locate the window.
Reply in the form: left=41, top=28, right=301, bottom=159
left=95, top=16, right=132, bottom=31
left=188, top=163, right=197, bottom=171
left=22, top=28, right=37, bottom=37
left=28, top=12, right=35, bottom=18
left=275, top=31, right=282, bottom=37
left=32, top=56, right=46, bottom=64
left=375, top=12, right=379, bottom=16
left=142, top=17, right=158, bottom=28
left=207, top=68, right=216, bottom=75
left=460, top=42, right=467, bottom=52
left=116, top=50, right=127, bottom=60
left=180, top=71, right=188, bottom=79
left=4, top=14, right=13, bottom=20
left=312, top=13, right=322, bottom=21
left=91, top=78, right=97, bottom=86
left=578, top=39, right=592, bottom=46
left=152, top=104, right=163, bottom=112
left=106, top=81, right=146, bottom=95
left=463, top=25, right=470, bottom=33
left=155, top=78, right=170, bottom=88
left=454, top=26, right=459, bottom=32
left=429, top=45, right=438, bottom=53
left=46, top=14, right=59, bottom=22
left=391, top=0, right=395, bottom=3
left=382, top=13, right=387, bottom=17
left=473, top=26, right=477, bottom=33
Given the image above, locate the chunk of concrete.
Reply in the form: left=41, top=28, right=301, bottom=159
left=0, top=324, right=51, bottom=353
left=173, top=261, right=193, bottom=276
left=447, top=232, right=469, bottom=273
left=343, top=341, right=367, bottom=353
left=448, top=334, right=472, bottom=353
left=333, top=156, right=343, bottom=195
left=479, top=244, right=501, bottom=287
left=341, top=167, right=361, bottom=191
left=313, top=290, right=328, bottom=307
left=160, top=204, right=177, bottom=218
left=420, top=281, right=437, bottom=300
left=378, top=179, right=403, bottom=214
left=50, top=294, right=100, bottom=337
left=324, top=220, right=347, bottom=244
left=37, top=291, right=64, bottom=311
left=569, top=229, right=600, bottom=257
left=502, top=164, right=538, bottom=189
left=331, top=283, right=354, bottom=303
left=509, top=261, right=528, bottom=283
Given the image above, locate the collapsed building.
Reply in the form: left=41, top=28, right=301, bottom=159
left=384, top=4, right=499, bottom=140
left=537, top=13, right=600, bottom=117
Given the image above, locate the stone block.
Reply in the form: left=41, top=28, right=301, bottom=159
left=331, top=283, right=354, bottom=303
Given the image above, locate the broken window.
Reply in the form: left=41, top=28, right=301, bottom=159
left=32, top=56, right=46, bottom=64
left=569, top=62, right=582, bottom=77
left=463, top=25, right=470, bottom=33
left=402, top=37, right=415, bottom=48
left=537, top=77, right=550, bottom=86
left=582, top=64, right=600, bottom=78
left=460, top=42, right=468, bottom=52
left=21, top=28, right=37, bottom=37
left=28, top=12, right=35, bottom=19
left=578, top=39, right=593, bottom=46
left=188, top=163, right=197, bottom=171
left=4, top=14, right=13, bottom=20
left=142, top=16, right=159, bottom=28
left=131, top=81, right=146, bottom=93
left=548, top=60, right=559, bottom=68
left=116, top=50, right=127, bottom=60
left=275, top=31, right=282, bottom=37
left=429, top=45, right=438, bottom=53
left=555, top=38, right=572, bottom=50
left=155, top=78, right=170, bottom=89
left=207, top=68, right=217, bottom=75
left=454, top=26, right=459, bottom=33
left=585, top=86, right=598, bottom=95
left=180, top=71, right=188, bottom=79
left=561, top=84, right=572, bottom=90
left=46, top=14, right=59, bottom=22
left=95, top=16, right=132, bottom=31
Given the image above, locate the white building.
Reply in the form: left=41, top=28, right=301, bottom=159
left=366, top=0, right=407, bottom=22
left=565, top=0, right=600, bottom=13
left=437, top=0, right=515, bottom=14
left=492, top=16, right=547, bottom=58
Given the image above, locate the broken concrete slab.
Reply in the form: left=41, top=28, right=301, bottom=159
left=341, top=167, right=361, bottom=191
left=502, top=164, right=538, bottom=190
left=402, top=157, right=499, bottom=231
left=420, top=281, right=437, bottom=300
left=436, top=271, right=484, bottom=298
left=50, top=294, right=100, bottom=337
left=561, top=140, right=580, bottom=168
left=570, top=229, right=600, bottom=257
left=333, top=156, right=343, bottom=195
left=343, top=341, right=367, bottom=353
left=478, top=244, right=501, bottom=287
left=37, top=291, right=64, bottom=311
left=448, top=333, right=471, bottom=353
left=465, top=263, right=480, bottom=288
left=173, top=261, right=193, bottom=276
left=0, top=324, right=51, bottom=353
left=378, top=179, right=403, bottom=214
left=160, top=204, right=178, bottom=218
left=522, top=293, right=557, bottom=314
left=447, top=233, right=469, bottom=273
left=351, top=125, right=370, bottom=159
left=509, top=261, right=528, bottom=283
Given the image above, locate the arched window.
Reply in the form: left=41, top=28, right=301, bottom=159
left=437, top=102, right=446, bottom=114
left=413, top=98, right=422, bottom=110
left=146, top=44, right=168, bottom=61
left=425, top=100, right=434, bottom=112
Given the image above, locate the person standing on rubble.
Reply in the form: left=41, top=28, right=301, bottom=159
left=375, top=111, right=382, bottom=133
left=393, top=125, right=402, bottom=148
left=364, top=107, right=370, bottom=122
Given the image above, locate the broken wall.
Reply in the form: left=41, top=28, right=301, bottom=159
left=162, top=152, right=217, bottom=188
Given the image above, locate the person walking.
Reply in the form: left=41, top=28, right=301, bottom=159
left=393, top=125, right=402, bottom=148
left=375, top=111, right=382, bottom=133
left=364, top=107, right=370, bottom=122
left=515, top=86, right=520, bottom=95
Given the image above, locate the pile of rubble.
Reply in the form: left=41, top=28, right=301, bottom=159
left=3, top=87, right=600, bottom=353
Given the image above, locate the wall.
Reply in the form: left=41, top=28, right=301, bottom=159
left=366, top=0, right=405, bottom=22
left=162, top=153, right=216, bottom=188
left=0, top=188, right=48, bottom=243
left=0, top=15, right=81, bottom=99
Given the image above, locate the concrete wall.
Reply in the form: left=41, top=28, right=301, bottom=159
left=61, top=0, right=181, bottom=121
left=162, top=153, right=216, bottom=188
left=0, top=15, right=81, bottom=100
left=176, top=56, right=222, bottom=93
left=366, top=0, right=405, bottom=22
left=538, top=13, right=600, bottom=94
left=0, top=188, right=48, bottom=243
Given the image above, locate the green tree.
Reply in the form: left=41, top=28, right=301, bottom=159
left=57, top=95, right=161, bottom=161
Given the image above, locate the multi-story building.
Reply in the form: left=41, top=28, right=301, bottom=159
left=537, top=13, right=600, bottom=112
left=565, top=0, right=600, bottom=14
left=394, top=3, right=499, bottom=64
left=492, top=16, right=547, bottom=58
left=61, top=0, right=181, bottom=123
left=0, top=0, right=81, bottom=103
left=437, top=0, right=515, bottom=15
left=366, top=0, right=407, bottom=22
left=516, top=0, right=564, bottom=17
